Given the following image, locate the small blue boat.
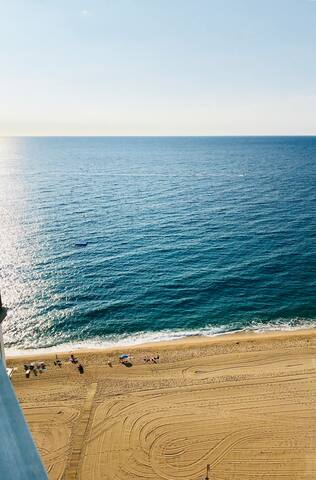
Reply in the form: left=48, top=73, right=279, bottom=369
left=75, top=241, right=88, bottom=247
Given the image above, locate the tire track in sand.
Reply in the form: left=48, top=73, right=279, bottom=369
left=63, top=383, right=97, bottom=480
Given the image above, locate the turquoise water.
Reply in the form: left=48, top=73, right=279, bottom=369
left=0, top=137, right=315, bottom=352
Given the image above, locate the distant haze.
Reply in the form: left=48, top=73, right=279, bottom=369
left=0, top=0, right=315, bottom=136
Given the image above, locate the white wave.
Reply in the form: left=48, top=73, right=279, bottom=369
left=247, top=318, right=316, bottom=333
left=5, top=318, right=316, bottom=358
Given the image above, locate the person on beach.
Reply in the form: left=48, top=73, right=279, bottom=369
left=54, top=355, right=62, bottom=367
left=70, top=354, right=78, bottom=364
left=107, top=360, right=112, bottom=368
left=78, top=364, right=84, bottom=374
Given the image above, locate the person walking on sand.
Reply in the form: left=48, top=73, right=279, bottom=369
left=78, top=364, right=84, bottom=374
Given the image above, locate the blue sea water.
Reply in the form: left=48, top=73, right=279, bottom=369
left=0, top=136, right=315, bottom=353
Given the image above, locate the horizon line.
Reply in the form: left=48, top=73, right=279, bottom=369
left=1, top=134, right=316, bottom=138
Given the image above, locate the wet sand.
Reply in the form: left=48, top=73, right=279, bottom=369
left=8, top=329, right=316, bottom=479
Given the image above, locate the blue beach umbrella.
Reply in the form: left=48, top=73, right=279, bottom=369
left=119, top=354, right=129, bottom=359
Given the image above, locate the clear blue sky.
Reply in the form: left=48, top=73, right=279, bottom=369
left=0, top=0, right=315, bottom=135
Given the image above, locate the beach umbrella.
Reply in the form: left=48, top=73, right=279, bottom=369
left=119, top=354, right=129, bottom=359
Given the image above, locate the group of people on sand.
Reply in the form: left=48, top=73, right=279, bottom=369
left=24, top=350, right=162, bottom=379
left=59, top=354, right=85, bottom=374
left=106, top=353, right=161, bottom=367
left=143, top=354, right=160, bottom=364
left=67, top=354, right=85, bottom=373
left=24, top=362, right=46, bottom=378
left=24, top=354, right=85, bottom=378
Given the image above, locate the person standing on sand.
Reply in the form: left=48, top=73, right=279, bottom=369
left=54, top=355, right=62, bottom=367
left=70, top=354, right=79, bottom=364
left=78, top=364, right=84, bottom=374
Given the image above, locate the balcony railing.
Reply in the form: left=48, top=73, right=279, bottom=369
left=0, top=292, right=7, bottom=364
left=0, top=358, right=48, bottom=478
left=0, top=293, right=47, bottom=478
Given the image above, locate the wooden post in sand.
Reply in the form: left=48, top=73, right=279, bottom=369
left=205, top=463, right=211, bottom=480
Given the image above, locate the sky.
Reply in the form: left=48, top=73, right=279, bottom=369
left=0, top=0, right=315, bottom=136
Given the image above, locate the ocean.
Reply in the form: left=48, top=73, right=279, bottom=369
left=0, top=136, right=315, bottom=354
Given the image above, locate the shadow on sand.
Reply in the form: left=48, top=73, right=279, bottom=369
left=122, top=361, right=133, bottom=368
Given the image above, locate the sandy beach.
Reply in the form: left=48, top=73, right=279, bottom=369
left=7, top=329, right=316, bottom=480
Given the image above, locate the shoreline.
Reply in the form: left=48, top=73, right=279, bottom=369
left=6, top=326, right=316, bottom=360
